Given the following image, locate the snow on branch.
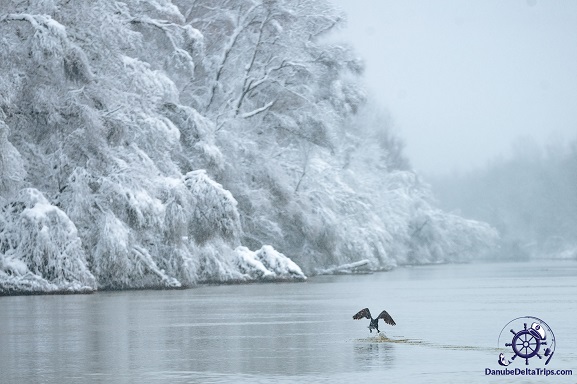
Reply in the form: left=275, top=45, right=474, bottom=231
left=240, top=100, right=275, bottom=118
left=131, top=246, right=180, bottom=288
left=0, top=189, right=96, bottom=294
left=235, top=245, right=306, bottom=281
left=0, top=121, right=26, bottom=194
left=130, top=16, right=201, bottom=38
left=184, top=170, right=241, bottom=244
left=2, top=14, right=67, bottom=38
left=2, top=13, right=93, bottom=82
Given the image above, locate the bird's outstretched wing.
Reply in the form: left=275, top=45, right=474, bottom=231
left=353, top=308, right=371, bottom=320
left=377, top=310, right=396, bottom=326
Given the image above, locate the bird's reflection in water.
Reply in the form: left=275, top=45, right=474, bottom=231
left=353, top=337, right=396, bottom=369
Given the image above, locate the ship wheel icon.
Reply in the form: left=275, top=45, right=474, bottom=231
left=498, top=316, right=556, bottom=366
left=507, top=322, right=546, bottom=365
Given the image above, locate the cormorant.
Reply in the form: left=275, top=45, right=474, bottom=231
left=353, top=308, right=396, bottom=333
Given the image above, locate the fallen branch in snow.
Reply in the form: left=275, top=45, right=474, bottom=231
left=315, top=259, right=372, bottom=275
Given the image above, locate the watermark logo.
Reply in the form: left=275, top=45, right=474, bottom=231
left=497, top=316, right=556, bottom=366
left=485, top=316, right=572, bottom=377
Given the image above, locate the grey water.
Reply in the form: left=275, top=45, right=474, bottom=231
left=1, top=261, right=576, bottom=384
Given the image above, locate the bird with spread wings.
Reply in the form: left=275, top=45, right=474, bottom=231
left=353, top=308, right=396, bottom=333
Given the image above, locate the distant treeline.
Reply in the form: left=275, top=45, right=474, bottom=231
left=432, top=138, right=577, bottom=259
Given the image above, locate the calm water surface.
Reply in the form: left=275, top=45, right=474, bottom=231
left=1, top=260, right=576, bottom=383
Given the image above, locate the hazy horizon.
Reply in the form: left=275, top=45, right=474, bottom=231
left=331, top=0, right=577, bottom=176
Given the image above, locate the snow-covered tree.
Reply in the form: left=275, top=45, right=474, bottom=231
left=0, top=121, right=26, bottom=195
left=0, top=0, right=498, bottom=294
left=0, top=188, right=96, bottom=293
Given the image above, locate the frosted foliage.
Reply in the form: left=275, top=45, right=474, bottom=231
left=162, top=103, right=224, bottom=170
left=235, top=245, right=306, bottom=280
left=122, top=55, right=179, bottom=105
left=184, top=170, right=241, bottom=244
left=92, top=212, right=180, bottom=289
left=0, top=0, right=499, bottom=293
left=0, top=189, right=96, bottom=293
left=189, top=242, right=305, bottom=283
left=0, top=121, right=26, bottom=194
left=283, top=157, right=394, bottom=271
left=92, top=212, right=131, bottom=285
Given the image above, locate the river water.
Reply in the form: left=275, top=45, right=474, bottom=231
left=1, top=260, right=576, bottom=383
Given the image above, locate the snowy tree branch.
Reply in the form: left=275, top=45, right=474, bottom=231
left=240, top=100, right=275, bottom=119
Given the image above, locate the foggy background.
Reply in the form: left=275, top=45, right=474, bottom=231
left=331, top=0, right=577, bottom=176
left=331, top=0, right=577, bottom=259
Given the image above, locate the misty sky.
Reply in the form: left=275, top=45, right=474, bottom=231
left=330, top=0, right=577, bottom=175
